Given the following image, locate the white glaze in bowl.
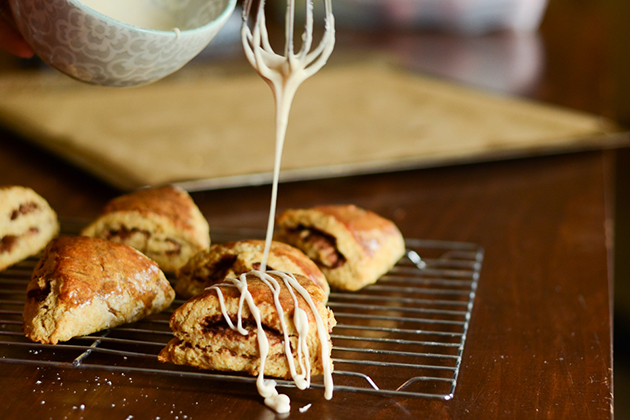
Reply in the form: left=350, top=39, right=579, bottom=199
left=9, top=0, right=237, bottom=87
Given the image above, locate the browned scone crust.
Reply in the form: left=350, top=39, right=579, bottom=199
left=175, top=240, right=329, bottom=301
left=81, top=185, right=210, bottom=273
left=0, top=186, right=59, bottom=272
left=274, top=204, right=406, bottom=291
left=159, top=272, right=335, bottom=379
left=23, top=236, right=175, bottom=344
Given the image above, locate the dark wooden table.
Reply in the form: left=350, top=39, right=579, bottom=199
left=0, top=0, right=623, bottom=418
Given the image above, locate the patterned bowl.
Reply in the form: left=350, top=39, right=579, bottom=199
left=8, top=0, right=237, bottom=87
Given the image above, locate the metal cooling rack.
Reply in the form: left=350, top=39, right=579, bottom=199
left=0, top=219, right=483, bottom=400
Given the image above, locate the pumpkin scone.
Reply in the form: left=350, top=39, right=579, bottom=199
left=274, top=204, right=405, bottom=291
left=23, top=236, right=175, bottom=344
left=81, top=185, right=210, bottom=273
left=0, top=186, right=59, bottom=272
left=159, top=272, right=335, bottom=380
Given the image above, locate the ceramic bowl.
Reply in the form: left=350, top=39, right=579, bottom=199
left=8, top=0, right=237, bottom=87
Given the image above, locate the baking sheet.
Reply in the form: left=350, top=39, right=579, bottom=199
left=0, top=61, right=623, bottom=191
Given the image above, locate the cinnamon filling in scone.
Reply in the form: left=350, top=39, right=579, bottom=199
left=185, top=256, right=278, bottom=292
left=201, top=316, right=285, bottom=342
left=164, top=238, right=182, bottom=256
left=81, top=185, right=210, bottom=273
left=0, top=228, right=40, bottom=254
left=26, top=279, right=51, bottom=303
left=10, top=202, right=39, bottom=220
left=275, top=205, right=406, bottom=291
left=251, top=262, right=275, bottom=271
left=104, top=226, right=150, bottom=242
left=0, top=235, right=17, bottom=254
left=175, top=240, right=329, bottom=301
left=285, top=226, right=346, bottom=269
left=104, top=226, right=183, bottom=257
left=175, top=327, right=288, bottom=364
left=194, top=255, right=237, bottom=285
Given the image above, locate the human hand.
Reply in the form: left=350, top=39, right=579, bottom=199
left=0, top=0, right=34, bottom=58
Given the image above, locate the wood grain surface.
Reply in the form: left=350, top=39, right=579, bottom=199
left=0, top=133, right=616, bottom=420
left=0, top=0, right=622, bottom=418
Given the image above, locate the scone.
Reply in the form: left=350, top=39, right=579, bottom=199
left=81, top=185, right=210, bottom=273
left=159, top=272, right=335, bottom=380
left=0, top=186, right=59, bottom=272
left=274, top=204, right=406, bottom=291
left=175, top=240, right=329, bottom=301
left=23, top=236, right=175, bottom=344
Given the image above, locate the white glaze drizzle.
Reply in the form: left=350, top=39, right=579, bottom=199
left=241, top=0, right=335, bottom=273
left=234, top=0, right=335, bottom=411
left=208, top=270, right=333, bottom=413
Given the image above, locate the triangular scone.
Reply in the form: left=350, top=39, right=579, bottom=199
left=23, top=236, right=175, bottom=344
left=175, top=240, right=329, bottom=301
left=274, top=204, right=406, bottom=291
left=81, top=185, right=210, bottom=273
left=159, top=272, right=335, bottom=380
left=0, top=186, right=59, bottom=272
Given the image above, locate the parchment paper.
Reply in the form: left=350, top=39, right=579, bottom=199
left=0, top=61, right=622, bottom=191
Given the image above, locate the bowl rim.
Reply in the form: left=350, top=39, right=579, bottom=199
left=66, top=0, right=238, bottom=37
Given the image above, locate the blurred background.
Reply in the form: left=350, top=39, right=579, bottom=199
left=1, top=0, right=628, bottom=416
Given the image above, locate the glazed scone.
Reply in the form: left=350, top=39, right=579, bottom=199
left=0, top=186, right=59, bottom=272
left=81, top=185, right=210, bottom=273
left=159, top=272, right=335, bottom=380
left=175, top=240, right=329, bottom=301
left=274, top=204, right=406, bottom=291
left=23, top=236, right=175, bottom=345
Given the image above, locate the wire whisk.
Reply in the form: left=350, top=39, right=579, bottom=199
left=240, top=0, right=335, bottom=272
left=241, top=0, right=335, bottom=102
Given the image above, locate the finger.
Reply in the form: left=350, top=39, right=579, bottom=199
left=0, top=23, right=34, bottom=57
left=0, top=1, right=34, bottom=58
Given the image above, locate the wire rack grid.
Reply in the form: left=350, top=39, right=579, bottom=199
left=0, top=220, right=483, bottom=400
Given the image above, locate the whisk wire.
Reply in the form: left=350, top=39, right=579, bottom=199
left=241, top=0, right=335, bottom=79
